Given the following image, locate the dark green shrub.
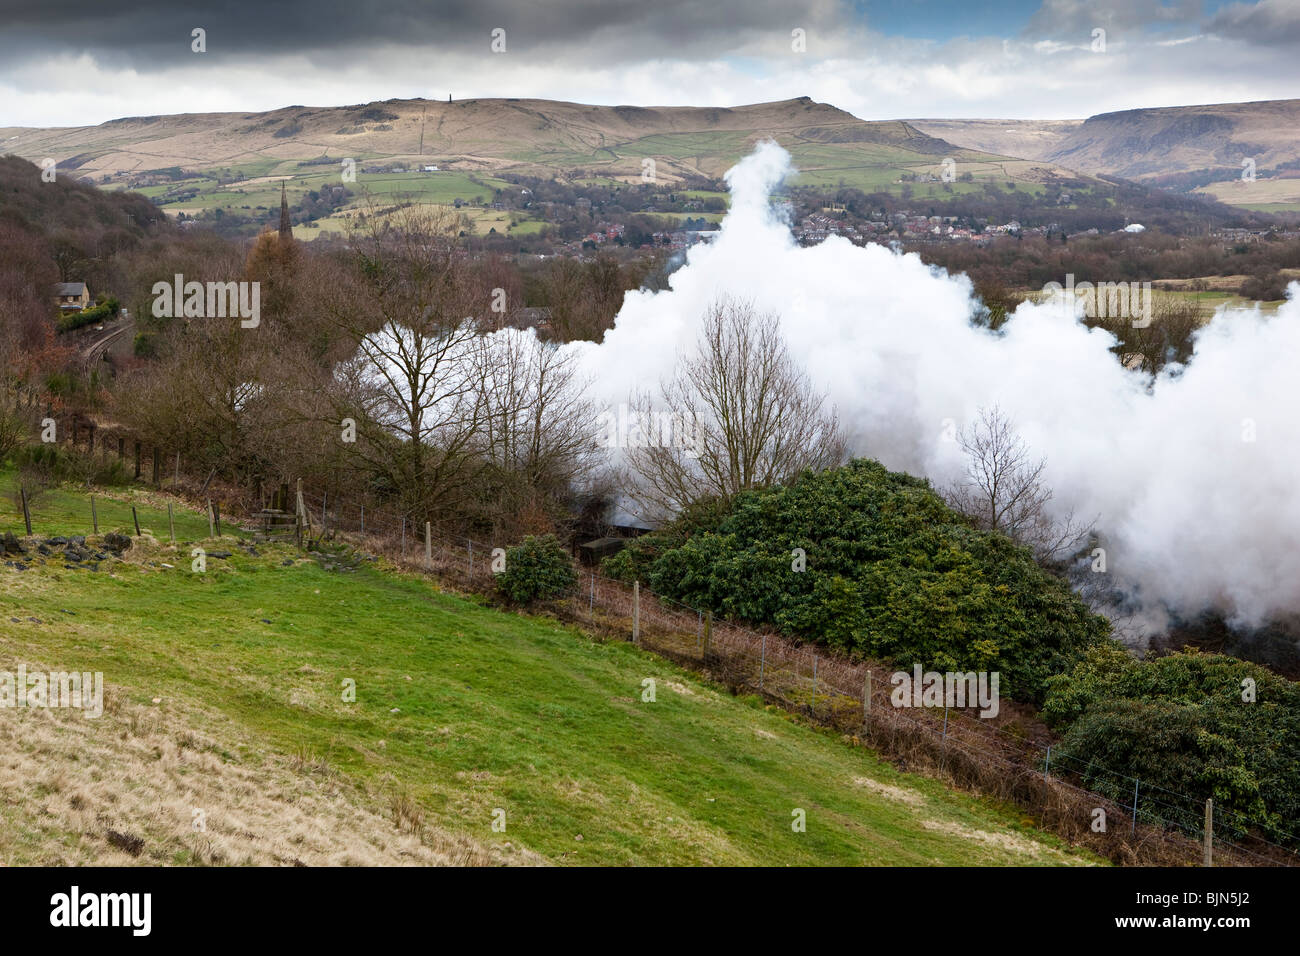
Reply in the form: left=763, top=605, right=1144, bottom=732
left=496, top=534, right=577, bottom=605
left=133, top=331, right=158, bottom=358
left=600, top=496, right=735, bottom=583
left=619, top=458, right=1109, bottom=703
left=1043, top=644, right=1300, bottom=846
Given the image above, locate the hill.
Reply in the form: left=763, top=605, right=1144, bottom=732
left=2, top=96, right=1099, bottom=237
left=0, top=474, right=1094, bottom=866
left=2, top=96, right=1016, bottom=183
left=1043, top=99, right=1300, bottom=182
left=0, top=155, right=166, bottom=239
left=907, top=118, right=1083, bottom=165
left=913, top=99, right=1300, bottom=211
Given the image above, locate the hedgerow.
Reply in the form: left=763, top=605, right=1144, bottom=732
left=57, top=297, right=119, bottom=333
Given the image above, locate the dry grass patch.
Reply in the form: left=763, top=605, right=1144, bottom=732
left=852, top=776, right=927, bottom=808
left=0, top=672, right=539, bottom=866
left=920, top=818, right=1085, bottom=863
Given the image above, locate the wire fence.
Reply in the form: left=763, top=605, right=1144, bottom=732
left=291, top=489, right=1298, bottom=868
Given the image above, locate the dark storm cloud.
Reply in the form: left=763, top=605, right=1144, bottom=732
left=0, top=0, right=853, bottom=68
left=1206, top=1, right=1300, bottom=46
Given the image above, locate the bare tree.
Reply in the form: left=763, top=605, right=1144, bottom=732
left=0, top=404, right=26, bottom=464
left=114, top=313, right=290, bottom=488
left=538, top=254, right=631, bottom=343
left=542, top=257, right=602, bottom=343
left=472, top=329, right=598, bottom=535
left=1126, top=293, right=1201, bottom=376
left=1086, top=292, right=1201, bottom=375
left=324, top=204, right=487, bottom=521
left=624, top=296, right=845, bottom=520
left=945, top=404, right=1090, bottom=563
left=334, top=319, right=485, bottom=521
left=0, top=222, right=61, bottom=460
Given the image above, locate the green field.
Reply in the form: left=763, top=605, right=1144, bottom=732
left=131, top=161, right=517, bottom=234
left=1158, top=289, right=1285, bottom=313
left=1235, top=202, right=1300, bottom=213
left=7, top=478, right=226, bottom=541
left=502, top=217, right=550, bottom=235
left=653, top=211, right=725, bottom=224
left=0, top=476, right=1097, bottom=866
left=116, top=125, right=1088, bottom=240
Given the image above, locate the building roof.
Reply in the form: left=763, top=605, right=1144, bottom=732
left=578, top=537, right=628, bottom=557
left=55, top=282, right=87, bottom=296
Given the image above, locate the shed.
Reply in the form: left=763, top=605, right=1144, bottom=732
left=578, top=536, right=628, bottom=565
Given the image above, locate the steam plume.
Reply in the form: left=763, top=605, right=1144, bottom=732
left=565, top=141, right=1300, bottom=636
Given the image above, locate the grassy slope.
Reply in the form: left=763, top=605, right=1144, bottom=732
left=0, top=479, right=1098, bottom=866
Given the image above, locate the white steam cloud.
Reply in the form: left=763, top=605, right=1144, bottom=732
left=565, top=141, right=1300, bottom=637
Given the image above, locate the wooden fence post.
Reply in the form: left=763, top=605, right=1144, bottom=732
left=1203, top=798, right=1213, bottom=867
left=131, top=506, right=142, bottom=537
left=295, top=478, right=305, bottom=548
left=213, top=501, right=221, bottom=537
left=167, top=502, right=175, bottom=544
left=133, top=441, right=141, bottom=478
left=207, top=499, right=215, bottom=538
left=862, top=669, right=871, bottom=733
left=91, top=495, right=98, bottom=535
left=632, top=581, right=640, bottom=644
left=19, top=486, right=32, bottom=536
left=703, top=610, right=712, bottom=659
left=425, top=521, right=432, bottom=569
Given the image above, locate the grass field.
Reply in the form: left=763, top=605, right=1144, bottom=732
left=1196, top=176, right=1300, bottom=211
left=1021, top=284, right=1286, bottom=320
left=1234, top=202, right=1300, bottom=213
left=0, top=475, right=1098, bottom=866
left=137, top=162, right=517, bottom=233
left=7, top=478, right=225, bottom=541
left=119, top=123, right=1085, bottom=238
left=1157, top=289, right=1285, bottom=315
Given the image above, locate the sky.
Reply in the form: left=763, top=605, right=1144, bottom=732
left=1, top=0, right=1299, bottom=127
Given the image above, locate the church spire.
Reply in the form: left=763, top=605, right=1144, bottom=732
left=278, top=181, right=293, bottom=240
